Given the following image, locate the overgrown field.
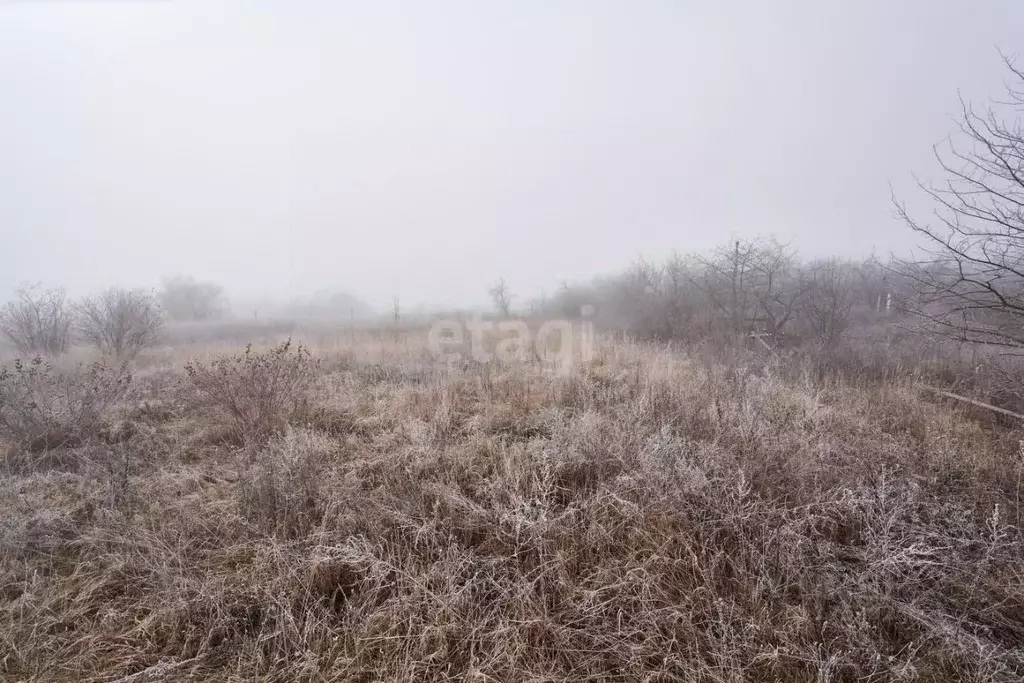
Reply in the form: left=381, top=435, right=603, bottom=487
left=2, top=331, right=1023, bottom=682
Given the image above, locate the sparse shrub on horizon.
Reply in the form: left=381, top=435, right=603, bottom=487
left=0, top=284, right=73, bottom=356
left=182, top=339, right=321, bottom=444
left=158, top=275, right=229, bottom=322
left=0, top=356, right=132, bottom=452
left=547, top=238, right=898, bottom=354
left=77, top=287, right=165, bottom=360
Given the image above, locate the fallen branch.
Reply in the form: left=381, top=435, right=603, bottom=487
left=917, top=384, right=1024, bottom=421
left=749, top=332, right=778, bottom=357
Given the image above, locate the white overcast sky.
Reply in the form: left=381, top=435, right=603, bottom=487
left=2, top=1, right=1023, bottom=310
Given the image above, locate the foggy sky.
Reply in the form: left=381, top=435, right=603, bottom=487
left=2, top=1, right=1023, bottom=311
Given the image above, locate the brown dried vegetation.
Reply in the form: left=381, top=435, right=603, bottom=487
left=1, top=333, right=1023, bottom=682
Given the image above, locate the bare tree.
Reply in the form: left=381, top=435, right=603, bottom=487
left=894, top=53, right=1024, bottom=351
left=693, top=238, right=805, bottom=337
left=0, top=285, right=73, bottom=355
left=748, top=240, right=807, bottom=336
left=800, top=259, right=856, bottom=347
left=77, top=288, right=164, bottom=359
left=158, top=276, right=228, bottom=322
left=655, top=253, right=700, bottom=339
left=392, top=296, right=401, bottom=324
left=695, top=240, right=757, bottom=332
left=489, top=278, right=512, bottom=317
left=605, top=258, right=669, bottom=339
left=549, top=282, right=591, bottom=321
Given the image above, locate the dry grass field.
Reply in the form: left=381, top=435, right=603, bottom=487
left=2, top=326, right=1023, bottom=682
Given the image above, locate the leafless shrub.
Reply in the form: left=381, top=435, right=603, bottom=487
left=555, top=237, right=882, bottom=354
left=695, top=237, right=807, bottom=336
left=615, top=255, right=705, bottom=341
left=77, top=288, right=164, bottom=359
left=0, top=284, right=73, bottom=355
left=0, top=356, right=132, bottom=452
left=182, top=339, right=321, bottom=444
left=800, top=257, right=857, bottom=347
left=158, top=275, right=229, bottom=322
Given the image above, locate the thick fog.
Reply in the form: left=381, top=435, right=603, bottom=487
left=2, top=1, right=1022, bottom=312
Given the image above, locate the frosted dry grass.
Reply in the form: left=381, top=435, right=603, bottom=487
left=1, top=333, right=1022, bottom=681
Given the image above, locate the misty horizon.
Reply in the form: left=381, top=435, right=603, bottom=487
left=3, top=1, right=1023, bottom=312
